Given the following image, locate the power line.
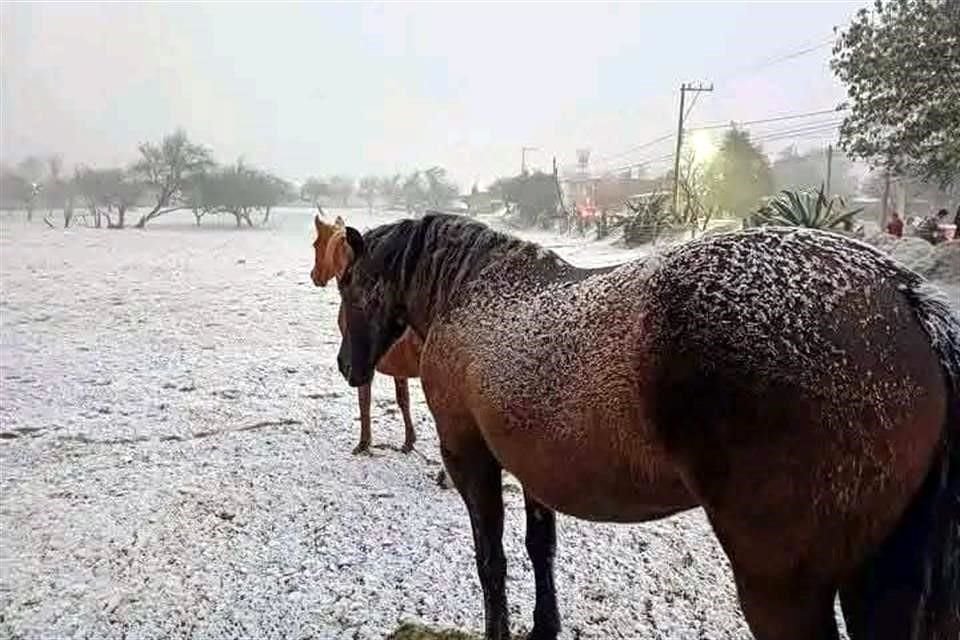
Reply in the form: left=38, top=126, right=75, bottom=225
left=719, top=38, right=834, bottom=82
left=584, top=28, right=840, bottom=169
left=592, top=133, right=675, bottom=167
left=683, top=90, right=703, bottom=121
left=584, top=120, right=843, bottom=179
left=687, top=108, right=846, bottom=132
left=594, top=152, right=678, bottom=178
left=749, top=121, right=843, bottom=143
left=592, top=109, right=845, bottom=170
left=753, top=128, right=842, bottom=146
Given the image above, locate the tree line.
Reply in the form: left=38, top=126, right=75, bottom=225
left=0, top=130, right=295, bottom=229
left=1, top=130, right=469, bottom=230
left=300, top=166, right=459, bottom=214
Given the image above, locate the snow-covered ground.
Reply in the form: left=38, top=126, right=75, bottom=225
left=0, top=208, right=954, bottom=640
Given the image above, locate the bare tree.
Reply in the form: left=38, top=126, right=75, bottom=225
left=424, top=167, right=458, bottom=210
left=190, top=161, right=288, bottom=228
left=14, top=156, right=45, bottom=221
left=43, top=155, right=68, bottom=224
left=132, top=129, right=213, bottom=228
left=676, top=151, right=716, bottom=238
left=301, top=177, right=330, bottom=208
left=378, top=174, right=403, bottom=210
left=328, top=175, right=354, bottom=208
left=358, top=175, right=379, bottom=211
left=0, top=169, right=39, bottom=220
left=74, top=167, right=144, bottom=229
left=402, top=171, right=425, bottom=214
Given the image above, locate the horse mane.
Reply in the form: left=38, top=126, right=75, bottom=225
left=356, top=213, right=573, bottom=326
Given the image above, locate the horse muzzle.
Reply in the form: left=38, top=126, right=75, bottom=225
left=337, top=353, right=371, bottom=388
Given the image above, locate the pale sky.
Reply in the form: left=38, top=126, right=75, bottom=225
left=1, top=1, right=862, bottom=189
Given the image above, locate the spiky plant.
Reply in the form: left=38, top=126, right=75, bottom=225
left=619, top=194, right=673, bottom=246
left=755, top=184, right=862, bottom=231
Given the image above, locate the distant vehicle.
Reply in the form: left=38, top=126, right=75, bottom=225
left=575, top=203, right=597, bottom=220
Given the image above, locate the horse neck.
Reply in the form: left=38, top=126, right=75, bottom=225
left=400, top=240, right=578, bottom=338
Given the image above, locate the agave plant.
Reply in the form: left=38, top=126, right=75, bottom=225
left=618, top=193, right=673, bottom=246
left=755, top=185, right=863, bottom=231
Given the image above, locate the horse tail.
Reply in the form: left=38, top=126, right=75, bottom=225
left=900, top=282, right=960, bottom=638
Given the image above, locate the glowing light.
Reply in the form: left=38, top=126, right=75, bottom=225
left=689, top=130, right=717, bottom=164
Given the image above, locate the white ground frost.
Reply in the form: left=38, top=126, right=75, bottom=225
left=1, top=209, right=955, bottom=639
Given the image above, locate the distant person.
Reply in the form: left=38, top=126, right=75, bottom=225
left=954, top=205, right=959, bottom=240
left=935, top=208, right=950, bottom=242
left=886, top=211, right=904, bottom=238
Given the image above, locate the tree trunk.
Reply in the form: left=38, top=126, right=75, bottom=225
left=26, top=205, right=34, bottom=222
left=193, top=208, right=203, bottom=226
left=115, top=205, right=127, bottom=229
left=880, top=167, right=891, bottom=226
left=134, top=204, right=160, bottom=228
left=134, top=189, right=171, bottom=228
left=261, top=206, right=271, bottom=226
left=92, top=205, right=102, bottom=229
left=597, top=210, right=608, bottom=239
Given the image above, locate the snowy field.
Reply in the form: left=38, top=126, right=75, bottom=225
left=0, top=208, right=955, bottom=639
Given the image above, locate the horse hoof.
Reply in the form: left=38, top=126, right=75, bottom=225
left=352, top=442, right=371, bottom=455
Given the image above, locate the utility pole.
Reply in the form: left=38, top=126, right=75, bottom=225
left=825, top=144, right=833, bottom=195
left=521, top=146, right=539, bottom=175
left=881, top=165, right=892, bottom=225
left=671, top=82, right=713, bottom=215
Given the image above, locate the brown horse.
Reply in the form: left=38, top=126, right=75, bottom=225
left=334, top=214, right=960, bottom=640
left=311, top=214, right=422, bottom=453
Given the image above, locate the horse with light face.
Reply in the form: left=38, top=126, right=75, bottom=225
left=335, top=213, right=960, bottom=640
left=311, top=214, right=422, bottom=454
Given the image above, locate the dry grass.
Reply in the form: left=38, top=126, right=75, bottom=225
left=386, top=623, right=480, bottom=640
left=386, top=622, right=530, bottom=639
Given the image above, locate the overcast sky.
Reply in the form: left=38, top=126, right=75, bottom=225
left=1, top=1, right=861, bottom=189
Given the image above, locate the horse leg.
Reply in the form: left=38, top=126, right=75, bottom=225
left=353, top=382, right=372, bottom=455
left=684, top=478, right=842, bottom=639
left=730, top=571, right=840, bottom=640
left=393, top=377, right=416, bottom=453
left=442, top=437, right=509, bottom=640
left=697, top=501, right=841, bottom=639
left=524, top=492, right=560, bottom=640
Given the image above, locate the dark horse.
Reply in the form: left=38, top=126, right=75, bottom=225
left=335, top=214, right=959, bottom=640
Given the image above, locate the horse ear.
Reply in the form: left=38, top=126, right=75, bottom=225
left=334, top=215, right=345, bottom=229
left=314, top=214, right=323, bottom=232
left=345, top=227, right=364, bottom=258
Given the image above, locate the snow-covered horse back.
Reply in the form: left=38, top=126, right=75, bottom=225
left=336, top=213, right=960, bottom=640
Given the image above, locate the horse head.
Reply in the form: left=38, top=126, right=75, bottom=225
left=335, top=226, right=408, bottom=387
left=310, top=214, right=349, bottom=287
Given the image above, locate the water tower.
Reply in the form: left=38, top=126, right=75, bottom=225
left=576, top=149, right=590, bottom=175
